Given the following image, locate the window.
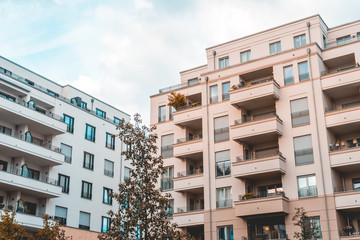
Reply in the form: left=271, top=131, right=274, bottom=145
left=169, top=106, right=175, bottom=120
left=294, top=135, right=314, bottom=165
left=217, top=225, right=234, bottom=240
left=60, top=143, right=72, bottom=163
left=79, top=211, right=90, bottom=230
left=353, top=178, right=360, bottom=190
left=114, top=117, right=122, bottom=125
left=216, top=187, right=232, bottom=208
left=161, top=166, right=174, bottom=191
left=158, top=105, right=166, bottom=122
left=0, top=125, right=12, bottom=135
left=358, top=32, right=360, bottom=40
left=101, top=217, right=110, bottom=233
left=106, top=133, right=115, bottom=150
left=80, top=101, right=87, bottom=110
left=240, top=50, right=251, bottom=63
left=337, top=35, right=351, bottom=45
left=322, top=35, right=327, bottom=49
left=55, top=206, right=67, bottom=225
left=104, top=160, right=114, bottom=177
left=85, top=124, right=95, bottom=142
left=298, top=175, right=317, bottom=198
left=81, top=181, right=92, bottom=199
left=306, top=216, right=322, bottom=239
left=219, top=57, right=229, bottom=69
left=63, top=114, right=74, bottom=133
left=269, top=41, right=281, bottom=54
left=258, top=184, right=283, bottom=197
left=214, top=116, right=229, bottom=142
left=298, top=61, right=309, bottom=81
left=284, top=65, right=294, bottom=85
left=58, top=174, right=70, bottom=193
left=188, top=78, right=199, bottom=86
left=47, top=89, right=59, bottom=97
left=27, top=168, right=40, bottom=180
left=83, top=152, right=94, bottom=170
left=166, top=199, right=174, bottom=218
left=222, top=82, right=230, bottom=100
left=294, top=34, right=306, bottom=48
left=216, top=150, right=231, bottom=177
left=161, top=134, right=174, bottom=158
left=96, top=108, right=106, bottom=119
left=124, top=167, right=131, bottom=181
left=0, top=91, right=16, bottom=102
left=103, top=188, right=112, bottom=205
left=210, top=85, right=218, bottom=103
left=291, top=98, right=310, bottom=126
left=25, top=79, right=34, bottom=86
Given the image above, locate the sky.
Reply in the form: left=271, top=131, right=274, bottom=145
left=0, top=0, right=359, bottom=124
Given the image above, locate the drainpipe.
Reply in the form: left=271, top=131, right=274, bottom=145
left=307, top=22, right=312, bottom=43
left=307, top=47, right=331, bottom=239
left=205, top=76, right=213, bottom=240
left=213, top=51, right=216, bottom=71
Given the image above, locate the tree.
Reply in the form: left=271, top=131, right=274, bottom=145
left=35, top=214, right=72, bottom=240
left=98, top=113, right=191, bottom=240
left=167, top=91, right=188, bottom=110
left=292, top=207, right=321, bottom=240
left=0, top=207, right=29, bottom=240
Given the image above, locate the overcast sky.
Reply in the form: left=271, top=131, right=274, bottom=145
left=0, top=0, right=359, bottom=124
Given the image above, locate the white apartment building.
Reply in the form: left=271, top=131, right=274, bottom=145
left=0, top=56, right=131, bottom=239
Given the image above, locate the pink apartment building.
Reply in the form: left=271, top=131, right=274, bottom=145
left=150, top=15, right=360, bottom=240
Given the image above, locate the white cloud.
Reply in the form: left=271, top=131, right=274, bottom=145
left=134, top=0, right=153, bottom=10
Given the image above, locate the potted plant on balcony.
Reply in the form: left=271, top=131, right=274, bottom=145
left=344, top=225, right=355, bottom=235
left=167, top=91, right=188, bottom=110
left=242, top=192, right=255, bottom=200
left=7, top=204, right=13, bottom=211
left=0, top=203, right=5, bottom=209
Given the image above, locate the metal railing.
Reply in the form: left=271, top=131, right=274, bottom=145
left=321, top=64, right=359, bottom=76
left=325, top=100, right=360, bottom=113
left=0, top=167, right=58, bottom=186
left=0, top=131, right=61, bottom=153
left=230, top=77, right=277, bottom=91
left=176, top=102, right=201, bottom=112
left=159, top=79, right=200, bottom=93
left=177, top=168, right=203, bottom=178
left=238, top=191, right=285, bottom=201
left=176, top=206, right=204, bottom=213
left=330, top=140, right=360, bottom=152
left=234, top=111, right=278, bottom=125
left=216, top=199, right=232, bottom=208
left=236, top=150, right=282, bottom=162
left=161, top=179, right=174, bottom=191
left=177, top=134, right=202, bottom=144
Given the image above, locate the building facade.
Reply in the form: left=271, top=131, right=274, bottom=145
left=0, top=56, right=131, bottom=238
left=150, top=15, right=360, bottom=240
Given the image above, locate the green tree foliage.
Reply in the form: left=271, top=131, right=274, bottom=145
left=292, top=207, right=320, bottom=240
left=98, top=114, right=192, bottom=240
left=167, top=91, right=188, bottom=110
left=0, top=208, right=29, bottom=240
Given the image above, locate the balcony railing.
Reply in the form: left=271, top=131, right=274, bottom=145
left=177, top=134, right=202, bottom=144
left=176, top=102, right=201, bottom=112
left=158, top=79, right=200, bottom=93
left=238, top=191, right=285, bottom=201
left=321, top=64, right=359, bottom=76
left=177, top=168, right=203, bottom=178
left=0, top=131, right=61, bottom=153
left=334, top=186, right=360, bottom=193
left=176, top=206, right=204, bottom=213
left=216, top=199, right=232, bottom=208
left=230, top=77, right=277, bottom=91
left=234, top=111, right=278, bottom=125
left=330, top=140, right=360, bottom=152
left=161, top=179, right=174, bottom=191
left=236, top=150, right=282, bottom=162
left=0, top=167, right=58, bottom=186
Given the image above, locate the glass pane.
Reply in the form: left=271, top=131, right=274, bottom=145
left=284, top=66, right=293, bottom=78
left=219, top=59, right=224, bottom=69
left=308, top=175, right=316, bottom=187
left=301, top=34, right=306, bottom=45
left=294, top=36, right=300, bottom=47
left=225, top=57, right=229, bottom=67
left=216, top=162, right=224, bottom=177
left=270, top=44, right=275, bottom=54
left=277, top=42, right=281, bottom=52
left=224, top=161, right=231, bottom=175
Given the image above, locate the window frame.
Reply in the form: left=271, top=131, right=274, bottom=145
left=158, top=105, right=166, bottom=122
left=60, top=143, right=72, bottom=163
left=215, top=150, right=231, bottom=178
left=113, top=117, right=121, bottom=125
left=81, top=181, right=93, bottom=200
left=269, top=41, right=281, bottom=54
left=294, top=34, right=306, bottom=48
left=297, top=174, right=317, bottom=198
left=217, top=225, right=234, bottom=240
left=283, top=65, right=294, bottom=85
left=294, top=135, right=314, bottom=166
left=210, top=85, right=218, bottom=104
left=336, top=35, right=351, bottom=45
left=96, top=108, right=106, bottom=119
left=219, top=57, right=229, bottom=69
left=83, top=152, right=94, bottom=170
left=63, top=114, right=74, bottom=133
left=105, top=132, right=115, bottom=150
left=298, top=61, right=310, bottom=81
left=240, top=50, right=251, bottom=63
left=290, top=97, right=310, bottom=127
left=101, top=216, right=111, bottom=233
left=104, top=159, right=114, bottom=177
left=85, top=124, right=96, bottom=142
left=222, top=82, right=230, bottom=100
left=102, top=187, right=113, bottom=205
left=79, top=211, right=91, bottom=230
left=58, top=174, right=70, bottom=194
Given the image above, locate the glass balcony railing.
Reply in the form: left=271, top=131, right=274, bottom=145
left=0, top=167, right=58, bottom=186
left=176, top=206, right=204, bottom=213
left=176, top=134, right=202, bottom=144
left=233, top=111, right=279, bottom=125
left=158, top=79, right=200, bottom=94
left=176, top=168, right=203, bottom=178
left=238, top=191, right=285, bottom=201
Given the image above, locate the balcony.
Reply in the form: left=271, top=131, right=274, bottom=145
left=0, top=132, right=64, bottom=166
left=0, top=168, right=61, bottom=198
left=231, top=114, right=283, bottom=143
left=229, top=78, right=280, bottom=109
left=173, top=135, right=203, bottom=159
left=329, top=144, right=360, bottom=171
left=234, top=193, right=289, bottom=217
left=0, top=209, right=44, bottom=230
left=174, top=171, right=204, bottom=192
left=173, top=104, right=202, bottom=127
left=334, top=190, right=360, bottom=210
left=0, top=97, right=67, bottom=136
left=173, top=209, right=204, bottom=227
left=325, top=104, right=360, bottom=129
left=321, top=65, right=360, bottom=91
left=232, top=153, right=286, bottom=180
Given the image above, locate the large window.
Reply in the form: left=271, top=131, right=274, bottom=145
left=158, top=105, right=166, bottom=122
left=103, top=187, right=112, bottom=205
left=216, top=150, right=231, bottom=177
left=96, top=108, right=106, bottom=119
left=63, top=114, right=74, bottom=133
left=219, top=57, right=229, bottom=69
left=240, top=50, right=251, bottom=63
left=298, top=61, right=309, bottom=81
left=161, top=166, right=174, bottom=191
left=214, top=116, right=229, bottom=142
left=284, top=65, right=294, bottom=85
left=106, top=133, right=115, bottom=150
left=79, top=211, right=90, bottom=230
left=60, top=143, right=72, bottom=163
left=210, top=85, right=218, bottom=104
left=216, top=187, right=232, bottom=208
left=294, top=135, right=314, bottom=165
left=124, top=167, right=131, bottom=181
left=104, top=159, right=114, bottom=177
left=161, top=134, right=174, bottom=158
left=217, top=225, right=233, bottom=240
left=85, top=124, right=95, bottom=142
left=298, top=175, right=317, bottom=198
left=222, top=82, right=230, bottom=100
left=294, top=34, right=306, bottom=48
left=83, top=152, right=94, bottom=170
left=81, top=181, right=92, bottom=199
left=101, top=217, right=111, bottom=233
left=337, top=35, right=351, bottom=45
left=270, top=41, right=281, bottom=54
left=55, top=206, right=67, bottom=225
left=58, top=174, right=70, bottom=193
left=291, top=98, right=310, bottom=127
